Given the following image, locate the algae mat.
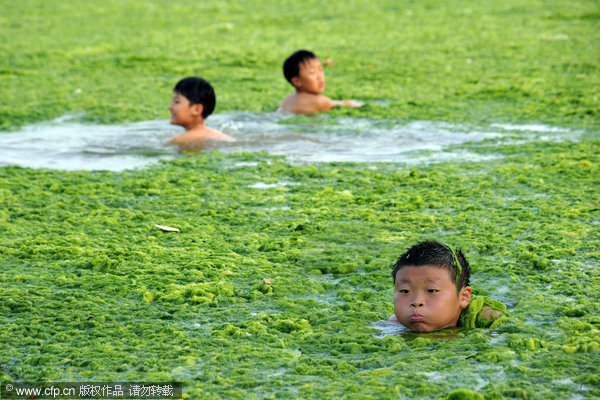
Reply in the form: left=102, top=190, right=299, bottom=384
left=1, top=139, right=599, bottom=398
left=0, top=0, right=598, bottom=129
left=1, top=0, right=599, bottom=398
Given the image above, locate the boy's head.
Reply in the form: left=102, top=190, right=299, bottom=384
left=283, top=50, right=325, bottom=94
left=391, top=241, right=472, bottom=332
left=173, top=77, right=216, bottom=119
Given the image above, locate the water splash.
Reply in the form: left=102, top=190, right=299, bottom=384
left=0, top=112, right=582, bottom=171
left=0, top=116, right=175, bottom=171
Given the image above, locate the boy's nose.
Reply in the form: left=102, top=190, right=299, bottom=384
left=410, top=296, right=424, bottom=307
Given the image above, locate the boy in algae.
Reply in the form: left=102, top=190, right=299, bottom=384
left=389, top=240, right=508, bottom=332
left=277, top=49, right=364, bottom=114
left=167, top=77, right=235, bottom=149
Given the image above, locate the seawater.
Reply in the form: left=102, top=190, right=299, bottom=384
left=0, top=112, right=582, bottom=171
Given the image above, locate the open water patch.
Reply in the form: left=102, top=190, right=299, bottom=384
left=248, top=180, right=301, bottom=189
left=0, top=115, right=175, bottom=171
left=0, top=112, right=583, bottom=171
left=372, top=319, right=409, bottom=337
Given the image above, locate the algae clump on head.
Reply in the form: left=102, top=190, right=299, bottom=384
left=445, top=389, right=484, bottom=400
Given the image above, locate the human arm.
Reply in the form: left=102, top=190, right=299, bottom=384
left=331, top=99, right=365, bottom=108
left=279, top=93, right=363, bottom=114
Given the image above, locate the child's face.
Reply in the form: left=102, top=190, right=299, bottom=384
left=292, top=57, right=326, bottom=94
left=394, top=265, right=471, bottom=332
left=169, top=92, right=198, bottom=128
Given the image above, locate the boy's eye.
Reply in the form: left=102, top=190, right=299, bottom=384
left=427, top=289, right=439, bottom=293
left=398, top=289, right=409, bottom=294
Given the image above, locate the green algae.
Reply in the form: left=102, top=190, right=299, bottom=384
left=1, top=0, right=599, bottom=130
left=445, top=389, right=484, bottom=400
left=1, top=0, right=600, bottom=398
left=459, top=296, right=509, bottom=329
left=445, top=243, right=463, bottom=287
left=1, top=137, right=599, bottom=398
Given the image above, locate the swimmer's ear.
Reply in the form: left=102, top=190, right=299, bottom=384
left=191, top=103, right=204, bottom=117
left=458, top=286, right=472, bottom=309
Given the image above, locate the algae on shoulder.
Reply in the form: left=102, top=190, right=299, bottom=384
left=459, top=295, right=510, bottom=329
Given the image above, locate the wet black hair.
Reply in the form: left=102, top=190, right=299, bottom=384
left=173, top=77, right=215, bottom=119
left=391, top=240, right=471, bottom=293
left=283, top=50, right=318, bottom=85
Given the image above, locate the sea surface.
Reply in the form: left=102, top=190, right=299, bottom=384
left=0, top=112, right=583, bottom=171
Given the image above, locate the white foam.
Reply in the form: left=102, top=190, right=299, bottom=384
left=248, top=181, right=300, bottom=189
left=0, top=113, right=583, bottom=171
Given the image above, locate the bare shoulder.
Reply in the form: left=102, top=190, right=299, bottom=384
left=170, top=132, right=195, bottom=146
left=479, top=306, right=503, bottom=320
left=205, top=127, right=235, bottom=142
left=277, top=93, right=297, bottom=113
left=170, top=127, right=234, bottom=150
left=278, top=93, right=334, bottom=114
